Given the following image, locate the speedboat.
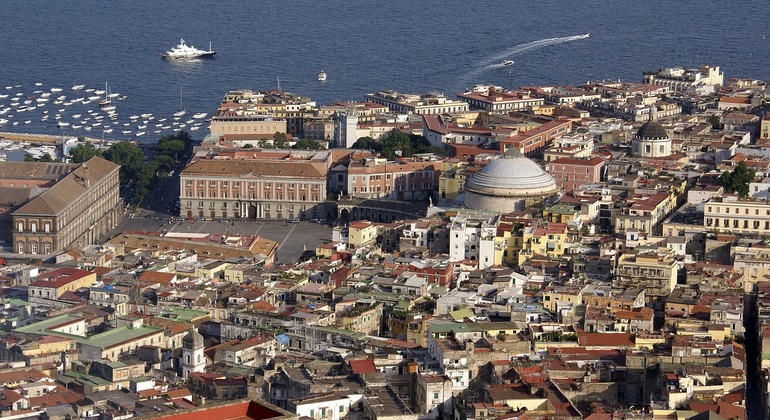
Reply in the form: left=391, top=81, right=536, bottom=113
left=71, top=84, right=85, bottom=90
left=162, top=38, right=217, bottom=60
left=501, top=60, right=514, bottom=66
left=318, top=70, right=327, bottom=82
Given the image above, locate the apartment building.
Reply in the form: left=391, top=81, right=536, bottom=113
left=365, top=90, right=468, bottom=115
left=643, top=65, right=724, bottom=92
left=546, top=157, right=604, bottom=192
left=448, top=212, right=499, bottom=269
left=615, top=248, right=678, bottom=299
left=498, top=118, right=572, bottom=157
left=346, top=156, right=441, bottom=201
left=704, top=195, right=770, bottom=235
left=457, top=88, right=544, bottom=114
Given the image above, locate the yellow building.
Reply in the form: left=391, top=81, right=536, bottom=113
left=761, top=115, right=770, bottom=140
left=704, top=195, right=770, bottom=235
left=19, top=336, right=76, bottom=356
left=438, top=159, right=471, bottom=201
left=616, top=248, right=678, bottom=299
left=348, top=221, right=378, bottom=249
left=195, top=261, right=233, bottom=281
left=543, top=205, right=578, bottom=224
left=28, top=268, right=96, bottom=300
left=542, top=285, right=583, bottom=313
left=518, top=223, right=568, bottom=266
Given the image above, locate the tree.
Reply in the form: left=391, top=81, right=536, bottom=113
left=69, top=142, right=103, bottom=163
left=351, top=136, right=378, bottom=150
left=273, top=132, right=288, bottom=148
left=720, top=162, right=755, bottom=198
left=292, top=139, right=324, bottom=150
left=104, top=141, right=145, bottom=184
left=156, top=138, right=185, bottom=161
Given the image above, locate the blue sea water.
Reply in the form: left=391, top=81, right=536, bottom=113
left=1, top=0, right=769, bottom=141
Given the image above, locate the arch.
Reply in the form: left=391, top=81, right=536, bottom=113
left=339, top=208, right=350, bottom=223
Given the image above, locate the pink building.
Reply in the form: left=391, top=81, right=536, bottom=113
left=546, top=157, right=604, bottom=192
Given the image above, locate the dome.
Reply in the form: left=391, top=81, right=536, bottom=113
left=183, top=329, right=204, bottom=349
left=465, top=152, right=558, bottom=195
left=634, top=121, right=668, bottom=140
left=463, top=151, right=558, bottom=213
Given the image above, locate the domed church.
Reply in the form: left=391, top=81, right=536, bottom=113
left=464, top=149, right=559, bottom=213
left=631, top=109, right=671, bottom=158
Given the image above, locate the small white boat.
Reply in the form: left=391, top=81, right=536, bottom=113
left=190, top=126, right=200, bottom=131
left=94, top=89, right=105, bottom=95
left=72, top=124, right=81, bottom=129
left=34, top=82, right=42, bottom=87
left=72, top=84, right=85, bottom=90
left=50, top=87, right=63, bottom=93
left=140, top=113, right=152, bottom=118
left=85, top=88, right=95, bottom=93
left=122, top=130, right=132, bottom=134
left=101, top=105, right=116, bottom=112
left=318, top=70, right=327, bottom=81
left=193, top=112, right=207, bottom=119
left=501, top=60, right=513, bottom=66
left=24, top=120, right=31, bottom=124
left=173, top=110, right=186, bottom=117
left=57, top=121, right=70, bottom=127
left=135, top=131, right=146, bottom=136
left=82, top=100, right=91, bottom=104
left=107, top=92, right=120, bottom=98
left=104, top=128, right=113, bottom=133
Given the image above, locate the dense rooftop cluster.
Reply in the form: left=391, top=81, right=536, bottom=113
left=3, top=64, right=770, bottom=419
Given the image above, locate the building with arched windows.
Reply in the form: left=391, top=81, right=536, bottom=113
left=3, top=156, right=121, bottom=256
left=181, top=329, right=205, bottom=379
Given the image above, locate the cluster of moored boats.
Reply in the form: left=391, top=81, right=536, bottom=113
left=0, top=82, right=210, bottom=139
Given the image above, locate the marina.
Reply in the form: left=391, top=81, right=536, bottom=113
left=0, top=82, right=210, bottom=142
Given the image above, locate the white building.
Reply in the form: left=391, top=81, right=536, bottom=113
left=334, top=108, right=358, bottom=148
left=449, top=212, right=499, bottom=269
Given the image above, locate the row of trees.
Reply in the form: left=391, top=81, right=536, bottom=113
left=68, top=131, right=194, bottom=203
left=351, top=131, right=446, bottom=159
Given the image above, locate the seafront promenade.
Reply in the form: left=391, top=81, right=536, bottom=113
left=0, top=131, right=99, bottom=145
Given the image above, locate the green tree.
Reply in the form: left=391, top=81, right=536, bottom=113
left=151, top=155, right=175, bottom=174
left=69, top=142, right=103, bottom=163
left=104, top=141, right=145, bottom=184
left=292, top=139, right=324, bottom=150
left=273, top=132, right=288, bottom=148
left=351, top=136, right=378, bottom=150
left=720, top=162, right=756, bottom=198
left=156, top=138, right=185, bottom=161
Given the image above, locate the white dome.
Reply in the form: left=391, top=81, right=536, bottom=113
left=464, top=151, right=558, bottom=213
left=465, top=153, right=558, bottom=196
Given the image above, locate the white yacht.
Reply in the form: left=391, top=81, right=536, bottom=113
left=318, top=70, right=327, bottom=82
left=162, top=38, right=217, bottom=60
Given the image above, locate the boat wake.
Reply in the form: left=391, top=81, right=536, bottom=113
left=486, top=34, right=589, bottom=64
left=454, top=34, right=590, bottom=87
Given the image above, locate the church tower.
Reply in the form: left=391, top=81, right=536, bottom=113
left=181, top=329, right=205, bottom=379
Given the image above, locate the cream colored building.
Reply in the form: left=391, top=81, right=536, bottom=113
left=616, top=248, right=678, bottom=299
left=348, top=221, right=377, bottom=249
left=643, top=66, right=723, bottom=92
left=365, top=90, right=469, bottom=115
left=704, top=195, right=770, bottom=234
left=180, top=158, right=332, bottom=221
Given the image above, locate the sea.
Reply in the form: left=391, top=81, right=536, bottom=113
left=1, top=0, right=769, bottom=146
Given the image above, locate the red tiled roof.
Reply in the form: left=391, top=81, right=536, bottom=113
left=348, top=359, right=377, bottom=374
left=577, top=333, right=635, bottom=348
left=29, top=268, right=92, bottom=289
left=139, top=271, right=176, bottom=284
